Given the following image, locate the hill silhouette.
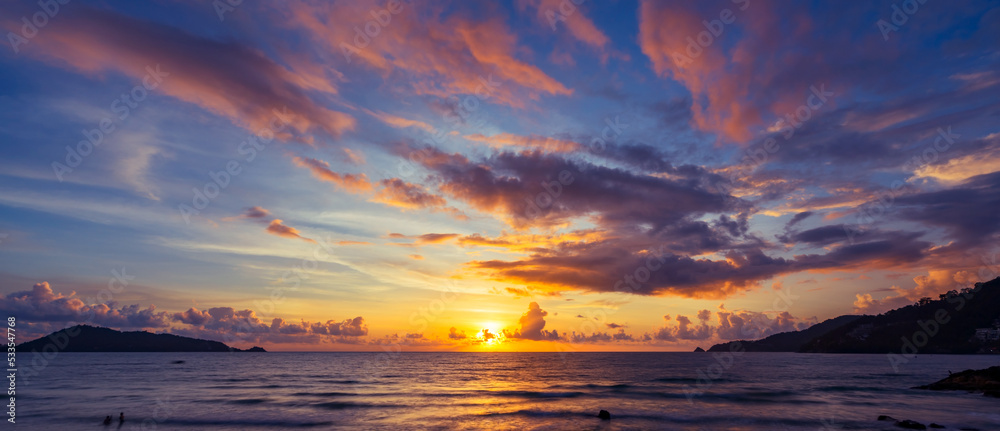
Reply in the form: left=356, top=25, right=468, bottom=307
left=707, top=315, right=862, bottom=352
left=707, top=277, right=1000, bottom=354
left=801, top=277, right=1000, bottom=354
left=16, top=325, right=266, bottom=352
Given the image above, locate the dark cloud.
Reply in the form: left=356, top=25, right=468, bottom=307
left=398, top=144, right=739, bottom=230
left=786, top=211, right=813, bottom=229
left=895, top=171, right=1000, bottom=249
left=242, top=206, right=271, bottom=219
left=779, top=225, right=852, bottom=246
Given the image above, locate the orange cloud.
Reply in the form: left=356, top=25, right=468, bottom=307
left=292, top=157, right=374, bottom=193
left=266, top=219, right=316, bottom=243
left=337, top=240, right=372, bottom=246
left=364, top=109, right=436, bottom=133
left=342, top=148, right=366, bottom=165
left=284, top=1, right=571, bottom=108
left=10, top=7, right=355, bottom=140
left=638, top=1, right=829, bottom=144
left=639, top=1, right=759, bottom=142
left=415, top=233, right=460, bottom=244
left=373, top=179, right=444, bottom=209
left=463, top=133, right=581, bottom=153
left=518, top=0, right=610, bottom=50
left=293, top=156, right=466, bottom=219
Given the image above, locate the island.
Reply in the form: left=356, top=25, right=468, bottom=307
left=16, top=325, right=267, bottom=352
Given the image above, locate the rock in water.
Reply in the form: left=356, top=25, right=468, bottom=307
left=597, top=410, right=611, bottom=420
left=878, top=415, right=896, bottom=421
left=916, top=366, right=1000, bottom=395
left=895, top=419, right=926, bottom=430
left=693, top=347, right=706, bottom=352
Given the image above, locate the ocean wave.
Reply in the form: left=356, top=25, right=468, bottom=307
left=491, top=390, right=585, bottom=399
left=228, top=398, right=270, bottom=405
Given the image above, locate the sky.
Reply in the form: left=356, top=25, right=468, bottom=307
left=0, top=0, right=998, bottom=351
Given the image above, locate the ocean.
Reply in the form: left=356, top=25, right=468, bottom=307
left=13, top=352, right=1000, bottom=430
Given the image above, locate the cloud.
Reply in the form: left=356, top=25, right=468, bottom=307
left=895, top=172, right=1000, bottom=249
left=517, top=0, right=610, bottom=51
left=265, top=219, right=316, bottom=243
left=463, top=133, right=581, bottom=153
left=786, top=211, right=813, bottom=229
left=242, top=206, right=271, bottom=219
left=5, top=6, right=355, bottom=140
left=852, top=270, right=977, bottom=314
left=0, top=282, right=169, bottom=332
left=646, top=306, right=815, bottom=343
left=466, top=225, right=931, bottom=298
left=294, top=157, right=466, bottom=219
left=293, top=156, right=374, bottom=193
left=415, top=233, right=460, bottom=244
left=400, top=144, right=735, bottom=230
left=448, top=327, right=467, bottom=339
left=373, top=179, right=467, bottom=218
left=337, top=241, right=371, bottom=246
left=341, top=148, right=366, bottom=165
left=223, top=206, right=272, bottom=222
left=652, top=313, right=712, bottom=341
left=510, top=302, right=560, bottom=340
left=713, top=306, right=813, bottom=341
left=912, top=151, right=1000, bottom=185
left=365, top=109, right=436, bottom=133
left=0, top=283, right=370, bottom=345
left=284, top=1, right=571, bottom=108
left=171, top=308, right=368, bottom=344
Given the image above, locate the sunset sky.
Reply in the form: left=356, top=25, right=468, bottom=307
left=0, top=0, right=998, bottom=351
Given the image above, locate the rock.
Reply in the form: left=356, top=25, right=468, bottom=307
left=693, top=347, right=706, bottom=352
left=597, top=410, right=611, bottom=420
left=929, top=424, right=945, bottom=429
left=878, top=415, right=897, bottom=421
left=916, top=366, right=1000, bottom=396
left=171, top=360, right=185, bottom=364
left=895, top=419, right=927, bottom=430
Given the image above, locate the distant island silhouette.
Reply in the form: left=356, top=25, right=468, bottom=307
left=17, top=325, right=266, bottom=352
left=710, top=277, right=1000, bottom=354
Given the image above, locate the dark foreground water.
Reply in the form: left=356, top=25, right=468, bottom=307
left=13, top=352, right=1000, bottom=430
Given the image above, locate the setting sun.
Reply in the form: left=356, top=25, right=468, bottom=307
left=475, top=324, right=507, bottom=347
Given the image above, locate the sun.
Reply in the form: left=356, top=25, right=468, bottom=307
left=475, top=323, right=507, bottom=347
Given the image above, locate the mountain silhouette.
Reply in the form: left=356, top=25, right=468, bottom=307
left=708, top=277, right=1000, bottom=354
left=16, top=325, right=267, bottom=352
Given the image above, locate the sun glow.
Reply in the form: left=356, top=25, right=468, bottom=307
left=475, top=323, right=507, bottom=347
